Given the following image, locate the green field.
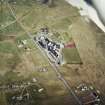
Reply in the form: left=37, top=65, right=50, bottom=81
left=63, top=48, right=82, bottom=64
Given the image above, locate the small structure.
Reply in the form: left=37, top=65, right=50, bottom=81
left=32, top=78, right=37, bottom=82
left=38, top=88, right=44, bottom=93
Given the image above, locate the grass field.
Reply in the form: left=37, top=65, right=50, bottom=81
left=0, top=0, right=82, bottom=105
left=63, top=48, right=82, bottom=64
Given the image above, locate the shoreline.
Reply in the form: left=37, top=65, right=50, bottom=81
left=65, top=0, right=105, bottom=33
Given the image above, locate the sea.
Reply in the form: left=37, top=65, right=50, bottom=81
left=65, top=0, right=105, bottom=33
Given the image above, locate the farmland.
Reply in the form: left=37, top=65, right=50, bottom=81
left=0, top=0, right=105, bottom=105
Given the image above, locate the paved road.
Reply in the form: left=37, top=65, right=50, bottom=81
left=6, top=1, right=82, bottom=105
